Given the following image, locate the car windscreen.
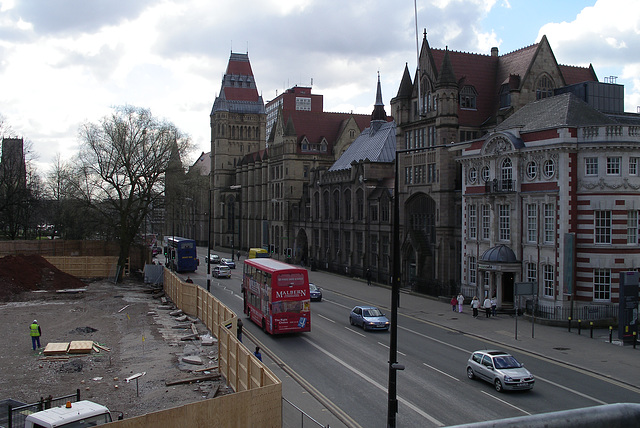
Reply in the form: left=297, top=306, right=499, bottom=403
left=364, top=308, right=382, bottom=317
left=493, top=356, right=521, bottom=369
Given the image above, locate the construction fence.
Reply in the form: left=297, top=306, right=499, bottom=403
left=106, top=269, right=282, bottom=428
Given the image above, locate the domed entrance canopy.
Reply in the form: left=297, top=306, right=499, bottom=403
left=480, top=244, right=517, bottom=263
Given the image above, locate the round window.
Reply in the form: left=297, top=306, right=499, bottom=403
left=481, top=166, right=490, bottom=182
left=469, top=167, right=477, bottom=183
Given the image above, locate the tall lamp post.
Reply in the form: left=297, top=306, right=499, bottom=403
left=229, top=185, right=241, bottom=261
left=206, top=189, right=212, bottom=292
left=387, top=150, right=404, bottom=427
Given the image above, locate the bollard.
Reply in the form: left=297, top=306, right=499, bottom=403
left=609, top=325, right=613, bottom=343
left=568, top=316, right=572, bottom=332
left=590, top=322, right=594, bottom=339
left=578, top=319, right=582, bottom=335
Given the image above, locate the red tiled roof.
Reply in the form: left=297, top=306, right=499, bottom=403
left=431, top=49, right=498, bottom=126
left=226, top=59, right=254, bottom=76
left=495, top=44, right=538, bottom=87
left=222, top=87, right=259, bottom=102
left=559, top=64, right=597, bottom=85
left=283, top=111, right=371, bottom=147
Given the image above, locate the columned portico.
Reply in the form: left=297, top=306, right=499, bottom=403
left=479, top=245, right=519, bottom=310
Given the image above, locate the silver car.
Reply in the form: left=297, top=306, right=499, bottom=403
left=466, top=350, right=534, bottom=392
left=349, top=305, right=390, bottom=331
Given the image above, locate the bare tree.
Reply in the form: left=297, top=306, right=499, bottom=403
left=75, top=105, right=192, bottom=280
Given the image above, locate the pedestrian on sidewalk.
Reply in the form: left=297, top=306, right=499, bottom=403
left=254, top=346, right=262, bottom=361
left=450, top=296, right=457, bottom=312
left=236, top=318, right=243, bottom=342
left=471, top=296, right=480, bottom=318
left=483, top=296, right=492, bottom=318
left=30, top=319, right=41, bottom=350
left=457, top=293, right=464, bottom=313
left=491, top=296, right=497, bottom=317
left=366, top=269, right=372, bottom=286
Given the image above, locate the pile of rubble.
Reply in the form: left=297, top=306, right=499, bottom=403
left=0, top=254, right=88, bottom=301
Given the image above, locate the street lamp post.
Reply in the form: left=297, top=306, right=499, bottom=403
left=387, top=149, right=404, bottom=427
left=206, top=189, right=212, bottom=292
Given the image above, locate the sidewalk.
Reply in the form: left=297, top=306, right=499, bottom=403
left=338, top=278, right=640, bottom=391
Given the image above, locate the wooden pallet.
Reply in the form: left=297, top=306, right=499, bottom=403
left=68, top=340, right=94, bottom=354
left=43, top=342, right=69, bottom=355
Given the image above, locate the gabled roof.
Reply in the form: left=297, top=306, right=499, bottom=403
left=559, top=64, right=598, bottom=85
left=282, top=111, right=370, bottom=146
left=495, top=92, right=615, bottom=133
left=329, top=121, right=396, bottom=172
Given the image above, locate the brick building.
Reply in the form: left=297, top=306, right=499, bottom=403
left=457, top=93, right=640, bottom=315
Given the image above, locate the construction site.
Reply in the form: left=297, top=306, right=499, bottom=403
left=0, top=252, right=280, bottom=427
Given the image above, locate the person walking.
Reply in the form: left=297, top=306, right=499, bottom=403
left=30, top=320, right=41, bottom=350
left=457, top=293, right=464, bottom=313
left=254, top=346, right=262, bottom=361
left=450, top=296, right=457, bottom=312
left=236, top=318, right=243, bottom=342
left=366, top=269, right=372, bottom=286
left=185, top=276, right=193, bottom=283
left=491, top=296, right=497, bottom=317
left=483, top=296, right=492, bottom=318
left=471, top=296, right=480, bottom=318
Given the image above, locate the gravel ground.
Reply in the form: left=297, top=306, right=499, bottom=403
left=0, top=279, right=230, bottom=420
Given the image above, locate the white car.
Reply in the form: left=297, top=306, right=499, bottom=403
left=212, top=265, right=231, bottom=278
left=466, top=350, right=534, bottom=392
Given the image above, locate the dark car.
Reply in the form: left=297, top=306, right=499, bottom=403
left=220, top=258, right=236, bottom=269
left=349, top=305, right=389, bottom=331
left=208, top=254, right=220, bottom=264
left=309, top=283, right=322, bottom=301
left=466, top=350, right=535, bottom=392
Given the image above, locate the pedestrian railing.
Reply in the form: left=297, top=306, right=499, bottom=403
left=282, top=397, right=327, bottom=428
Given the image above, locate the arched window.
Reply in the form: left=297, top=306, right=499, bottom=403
left=356, top=189, right=364, bottom=221
left=536, top=75, right=554, bottom=100
left=333, top=190, right=340, bottom=220
left=501, top=158, right=513, bottom=191
left=344, top=189, right=352, bottom=220
left=314, top=192, right=320, bottom=220
left=460, top=86, right=477, bottom=109
left=323, top=190, right=330, bottom=219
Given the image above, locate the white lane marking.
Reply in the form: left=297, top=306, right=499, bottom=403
left=481, top=390, right=531, bottom=415
left=345, top=327, right=366, bottom=338
left=301, top=336, right=444, bottom=426
left=377, top=342, right=407, bottom=356
left=535, top=375, right=607, bottom=405
left=423, top=363, right=459, bottom=382
left=399, top=324, right=608, bottom=405
left=234, top=294, right=242, bottom=300
left=317, top=313, right=335, bottom=323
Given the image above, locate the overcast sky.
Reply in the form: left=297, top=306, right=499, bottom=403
left=1, top=0, right=638, bottom=174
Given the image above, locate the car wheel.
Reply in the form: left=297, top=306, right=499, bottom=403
left=494, top=379, right=503, bottom=393
left=466, top=367, right=475, bottom=380
left=349, top=317, right=354, bottom=326
left=362, top=323, right=368, bottom=331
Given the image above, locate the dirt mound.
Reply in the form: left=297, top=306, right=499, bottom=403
left=0, top=254, right=87, bottom=301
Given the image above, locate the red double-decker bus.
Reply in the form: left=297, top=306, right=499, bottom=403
left=242, top=258, right=311, bottom=334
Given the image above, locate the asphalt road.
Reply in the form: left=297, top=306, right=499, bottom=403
left=175, top=250, right=640, bottom=427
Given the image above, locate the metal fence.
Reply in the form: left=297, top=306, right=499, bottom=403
left=526, top=301, right=618, bottom=322
left=6, top=389, right=80, bottom=428
left=282, top=397, right=328, bottom=428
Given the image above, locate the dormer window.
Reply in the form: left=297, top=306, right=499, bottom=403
left=499, top=84, right=511, bottom=108
left=460, top=86, right=477, bottom=109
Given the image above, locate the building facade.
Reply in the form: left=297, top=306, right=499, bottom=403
left=389, top=32, right=608, bottom=295
left=457, top=93, right=640, bottom=315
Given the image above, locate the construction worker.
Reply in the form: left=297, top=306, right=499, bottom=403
left=30, top=320, right=41, bottom=350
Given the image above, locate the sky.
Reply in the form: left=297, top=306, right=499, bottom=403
left=0, top=0, right=638, bottom=175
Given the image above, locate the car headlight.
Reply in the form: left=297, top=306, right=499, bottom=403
left=503, top=376, right=513, bottom=382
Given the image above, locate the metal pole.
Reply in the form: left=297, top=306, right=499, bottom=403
left=387, top=150, right=401, bottom=427
left=207, top=189, right=212, bottom=292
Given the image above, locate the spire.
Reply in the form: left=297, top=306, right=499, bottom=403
left=396, top=63, right=413, bottom=99
left=371, top=72, right=387, bottom=122
left=436, top=47, right=457, bottom=88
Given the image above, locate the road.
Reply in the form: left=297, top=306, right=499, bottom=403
left=176, top=250, right=640, bottom=427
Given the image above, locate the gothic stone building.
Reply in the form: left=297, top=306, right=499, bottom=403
left=389, top=33, right=603, bottom=294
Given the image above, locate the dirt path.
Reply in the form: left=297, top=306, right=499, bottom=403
left=0, top=279, right=229, bottom=419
